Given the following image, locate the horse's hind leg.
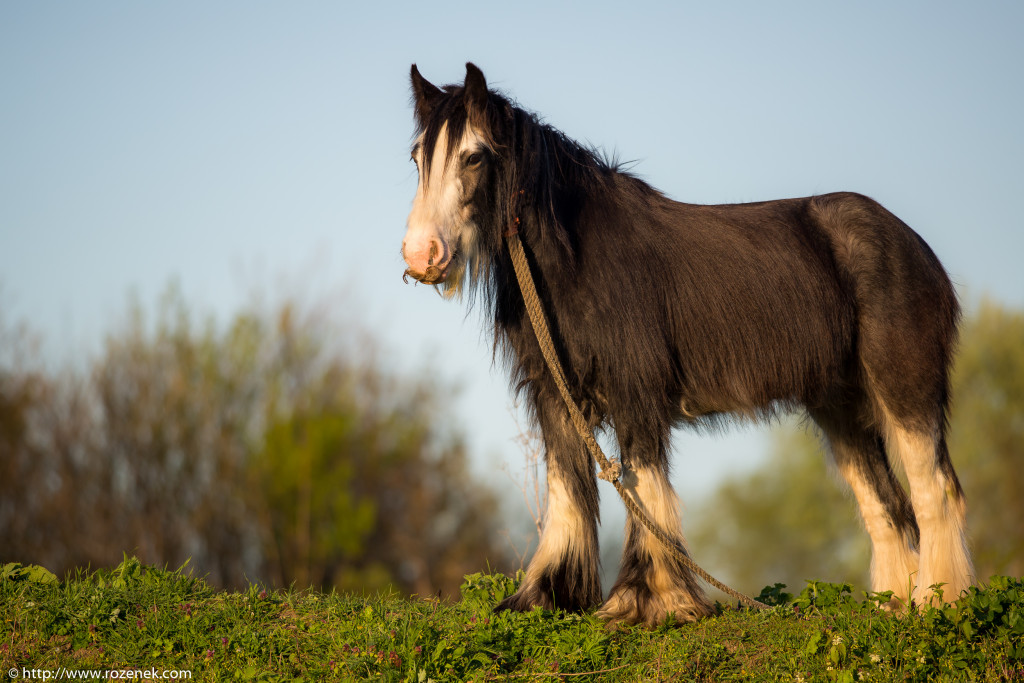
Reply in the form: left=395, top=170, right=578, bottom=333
left=878, top=408, right=973, bottom=604
left=811, top=406, right=920, bottom=606
left=816, top=191, right=972, bottom=603
left=852, top=250, right=972, bottom=602
left=597, top=420, right=713, bottom=626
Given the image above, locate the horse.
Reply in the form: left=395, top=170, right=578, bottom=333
left=401, top=62, right=973, bottom=626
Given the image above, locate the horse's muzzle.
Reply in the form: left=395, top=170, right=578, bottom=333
left=402, top=234, right=451, bottom=285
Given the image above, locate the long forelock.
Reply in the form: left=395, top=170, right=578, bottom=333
left=416, top=87, right=473, bottom=186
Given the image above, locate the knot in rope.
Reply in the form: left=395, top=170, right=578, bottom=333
left=597, top=457, right=622, bottom=483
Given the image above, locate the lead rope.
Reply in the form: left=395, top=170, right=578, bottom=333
left=503, top=220, right=768, bottom=611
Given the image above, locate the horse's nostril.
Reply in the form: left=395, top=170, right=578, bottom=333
left=428, top=241, right=439, bottom=266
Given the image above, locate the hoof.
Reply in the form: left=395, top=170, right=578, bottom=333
left=596, top=581, right=714, bottom=627
left=493, top=572, right=600, bottom=614
left=494, top=586, right=554, bottom=613
left=876, top=594, right=907, bottom=612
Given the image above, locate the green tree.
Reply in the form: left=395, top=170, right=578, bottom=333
left=253, top=411, right=379, bottom=591
left=691, top=300, right=1024, bottom=594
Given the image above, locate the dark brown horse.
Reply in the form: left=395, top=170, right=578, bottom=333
left=402, top=63, right=972, bottom=625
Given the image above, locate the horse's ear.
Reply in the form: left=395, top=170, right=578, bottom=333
left=410, top=64, right=442, bottom=122
left=464, top=62, right=489, bottom=121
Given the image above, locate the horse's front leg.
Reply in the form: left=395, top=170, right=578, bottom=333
left=495, top=391, right=602, bottom=613
left=597, top=417, right=714, bottom=626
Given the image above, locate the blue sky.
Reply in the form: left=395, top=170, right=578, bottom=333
left=2, top=2, right=1022, bottom=535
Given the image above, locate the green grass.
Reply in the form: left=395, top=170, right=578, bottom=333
left=2, top=557, right=1023, bottom=681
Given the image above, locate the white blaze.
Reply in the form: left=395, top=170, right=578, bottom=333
left=402, top=123, right=488, bottom=291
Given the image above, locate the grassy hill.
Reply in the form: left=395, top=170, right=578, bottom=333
left=2, top=557, right=1022, bottom=681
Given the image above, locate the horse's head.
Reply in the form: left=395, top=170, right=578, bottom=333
left=402, top=63, right=501, bottom=298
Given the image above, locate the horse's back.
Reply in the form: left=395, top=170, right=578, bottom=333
left=620, top=190, right=953, bottom=417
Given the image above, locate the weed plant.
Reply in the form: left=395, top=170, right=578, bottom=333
left=2, top=557, right=1022, bottom=681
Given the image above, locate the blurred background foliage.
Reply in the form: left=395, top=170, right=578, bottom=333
left=0, top=285, right=512, bottom=597
left=1, top=289, right=1020, bottom=599
left=691, top=299, right=1024, bottom=596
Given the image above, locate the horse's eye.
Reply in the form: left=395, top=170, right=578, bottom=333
left=465, top=152, right=484, bottom=167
